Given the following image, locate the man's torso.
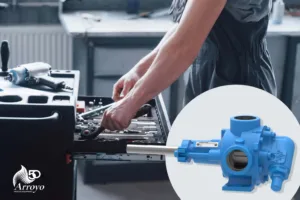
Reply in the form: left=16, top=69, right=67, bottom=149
left=170, top=0, right=272, bottom=23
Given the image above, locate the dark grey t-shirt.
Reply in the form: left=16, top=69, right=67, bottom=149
left=226, top=0, right=272, bottom=22
left=170, top=0, right=272, bottom=23
left=169, top=0, right=277, bottom=105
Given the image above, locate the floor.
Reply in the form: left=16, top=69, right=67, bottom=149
left=76, top=170, right=180, bottom=200
left=75, top=168, right=300, bottom=200
left=75, top=160, right=300, bottom=200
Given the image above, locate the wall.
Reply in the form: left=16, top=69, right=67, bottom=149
left=291, top=44, right=300, bottom=121
left=63, top=0, right=172, bottom=12
left=0, top=0, right=172, bottom=25
left=0, top=25, right=73, bottom=70
left=0, top=0, right=59, bottom=24
left=0, top=0, right=297, bottom=25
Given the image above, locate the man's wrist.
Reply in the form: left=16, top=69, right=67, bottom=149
left=122, top=94, right=144, bottom=114
left=136, top=60, right=150, bottom=76
left=124, top=84, right=148, bottom=111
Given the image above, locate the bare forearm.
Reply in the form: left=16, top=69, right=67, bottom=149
left=130, top=24, right=178, bottom=76
left=125, top=0, right=226, bottom=107
left=127, top=37, right=196, bottom=105
left=130, top=50, right=157, bottom=76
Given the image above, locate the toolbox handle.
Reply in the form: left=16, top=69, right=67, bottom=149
left=0, top=112, right=59, bottom=122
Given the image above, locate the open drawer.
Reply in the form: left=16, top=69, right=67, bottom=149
left=72, top=94, right=171, bottom=183
left=73, top=94, right=170, bottom=160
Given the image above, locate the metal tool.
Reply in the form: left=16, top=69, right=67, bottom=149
left=133, top=104, right=152, bottom=118
left=127, top=115, right=295, bottom=192
left=97, top=133, right=153, bottom=140
left=78, top=103, right=114, bottom=119
left=145, top=131, right=158, bottom=135
left=79, top=126, right=143, bottom=140
left=131, top=121, right=156, bottom=126
left=127, top=144, right=177, bottom=155
left=0, top=41, right=9, bottom=75
left=80, top=126, right=105, bottom=140
left=79, top=104, right=153, bottom=140
left=142, top=126, right=157, bottom=131
left=128, top=8, right=170, bottom=20
left=79, top=103, right=152, bottom=120
left=4, top=62, right=73, bottom=91
left=123, top=129, right=142, bottom=134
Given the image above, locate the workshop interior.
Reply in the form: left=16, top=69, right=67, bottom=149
left=0, top=0, right=299, bottom=200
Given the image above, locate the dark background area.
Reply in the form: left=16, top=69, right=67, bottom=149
left=0, top=0, right=298, bottom=24
left=0, top=0, right=172, bottom=24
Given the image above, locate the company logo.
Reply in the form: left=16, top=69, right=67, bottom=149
left=12, top=165, right=45, bottom=193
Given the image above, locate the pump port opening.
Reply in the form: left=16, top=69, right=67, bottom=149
left=227, top=150, right=248, bottom=171
left=234, top=116, right=256, bottom=120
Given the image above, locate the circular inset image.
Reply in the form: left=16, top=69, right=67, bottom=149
left=166, top=85, right=300, bottom=200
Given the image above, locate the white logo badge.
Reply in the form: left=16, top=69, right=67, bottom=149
left=13, top=165, right=45, bottom=193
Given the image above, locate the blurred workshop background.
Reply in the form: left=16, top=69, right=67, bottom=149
left=0, top=0, right=299, bottom=199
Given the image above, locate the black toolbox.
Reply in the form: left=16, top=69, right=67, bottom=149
left=0, top=69, right=171, bottom=200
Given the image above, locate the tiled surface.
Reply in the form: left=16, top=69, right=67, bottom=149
left=76, top=170, right=180, bottom=200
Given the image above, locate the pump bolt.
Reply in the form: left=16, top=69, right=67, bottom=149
left=265, top=126, right=271, bottom=131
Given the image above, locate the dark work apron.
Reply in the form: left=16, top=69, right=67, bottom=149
left=170, top=0, right=277, bottom=105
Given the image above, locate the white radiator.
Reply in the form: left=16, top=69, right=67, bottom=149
left=0, top=25, right=73, bottom=70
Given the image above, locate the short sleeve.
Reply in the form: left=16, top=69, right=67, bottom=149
left=225, top=0, right=272, bottom=22
left=169, top=0, right=187, bottom=23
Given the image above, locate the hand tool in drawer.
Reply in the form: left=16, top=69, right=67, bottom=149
left=78, top=104, right=153, bottom=140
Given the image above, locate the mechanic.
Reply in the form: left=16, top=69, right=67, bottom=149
left=101, top=0, right=277, bottom=130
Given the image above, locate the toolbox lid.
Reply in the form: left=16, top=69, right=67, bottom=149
left=0, top=70, right=80, bottom=107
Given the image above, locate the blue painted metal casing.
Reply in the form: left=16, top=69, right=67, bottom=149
left=174, top=116, right=295, bottom=192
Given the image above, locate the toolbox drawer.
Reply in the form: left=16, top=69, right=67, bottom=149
left=74, top=94, right=171, bottom=184
left=78, top=160, right=169, bottom=184
left=73, top=95, right=170, bottom=155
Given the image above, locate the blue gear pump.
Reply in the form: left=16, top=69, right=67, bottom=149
left=126, top=115, right=295, bottom=192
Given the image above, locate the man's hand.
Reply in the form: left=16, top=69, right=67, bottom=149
left=101, top=97, right=140, bottom=131
left=112, top=71, right=141, bottom=102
